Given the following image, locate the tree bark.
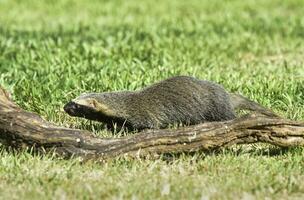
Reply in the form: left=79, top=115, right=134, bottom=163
left=0, top=86, right=303, bottom=161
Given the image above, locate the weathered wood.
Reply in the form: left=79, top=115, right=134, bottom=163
left=0, top=86, right=303, bottom=161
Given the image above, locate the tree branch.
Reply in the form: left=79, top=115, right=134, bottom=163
left=0, top=86, right=303, bottom=161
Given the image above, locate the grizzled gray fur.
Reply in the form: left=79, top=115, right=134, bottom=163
left=64, top=76, right=277, bottom=131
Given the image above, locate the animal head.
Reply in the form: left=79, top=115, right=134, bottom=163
left=63, top=93, right=117, bottom=121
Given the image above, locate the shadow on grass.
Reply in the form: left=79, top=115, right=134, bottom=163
left=157, top=146, right=303, bottom=164
left=1, top=143, right=302, bottom=165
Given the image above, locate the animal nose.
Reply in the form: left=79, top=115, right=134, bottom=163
left=63, top=101, right=78, bottom=115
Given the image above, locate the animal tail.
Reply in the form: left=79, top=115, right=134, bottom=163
left=229, top=93, right=279, bottom=117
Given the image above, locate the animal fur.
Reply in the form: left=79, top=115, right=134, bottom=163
left=64, top=76, right=277, bottom=131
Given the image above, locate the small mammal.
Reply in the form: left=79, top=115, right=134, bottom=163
left=64, top=76, right=277, bottom=131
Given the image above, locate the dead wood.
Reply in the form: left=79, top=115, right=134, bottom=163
left=0, top=86, right=303, bottom=161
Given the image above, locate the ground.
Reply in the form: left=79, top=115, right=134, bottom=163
left=0, top=0, right=303, bottom=199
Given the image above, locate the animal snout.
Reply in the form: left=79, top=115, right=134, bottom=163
left=63, top=101, right=79, bottom=115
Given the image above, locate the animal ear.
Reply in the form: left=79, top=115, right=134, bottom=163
left=90, top=99, right=98, bottom=108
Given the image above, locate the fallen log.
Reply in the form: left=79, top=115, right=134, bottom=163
left=0, top=86, right=303, bottom=161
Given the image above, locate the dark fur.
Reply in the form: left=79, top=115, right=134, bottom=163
left=64, top=76, right=277, bottom=131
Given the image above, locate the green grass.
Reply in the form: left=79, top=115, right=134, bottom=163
left=0, top=0, right=303, bottom=199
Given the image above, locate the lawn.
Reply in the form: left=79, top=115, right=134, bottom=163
left=0, top=0, right=303, bottom=199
